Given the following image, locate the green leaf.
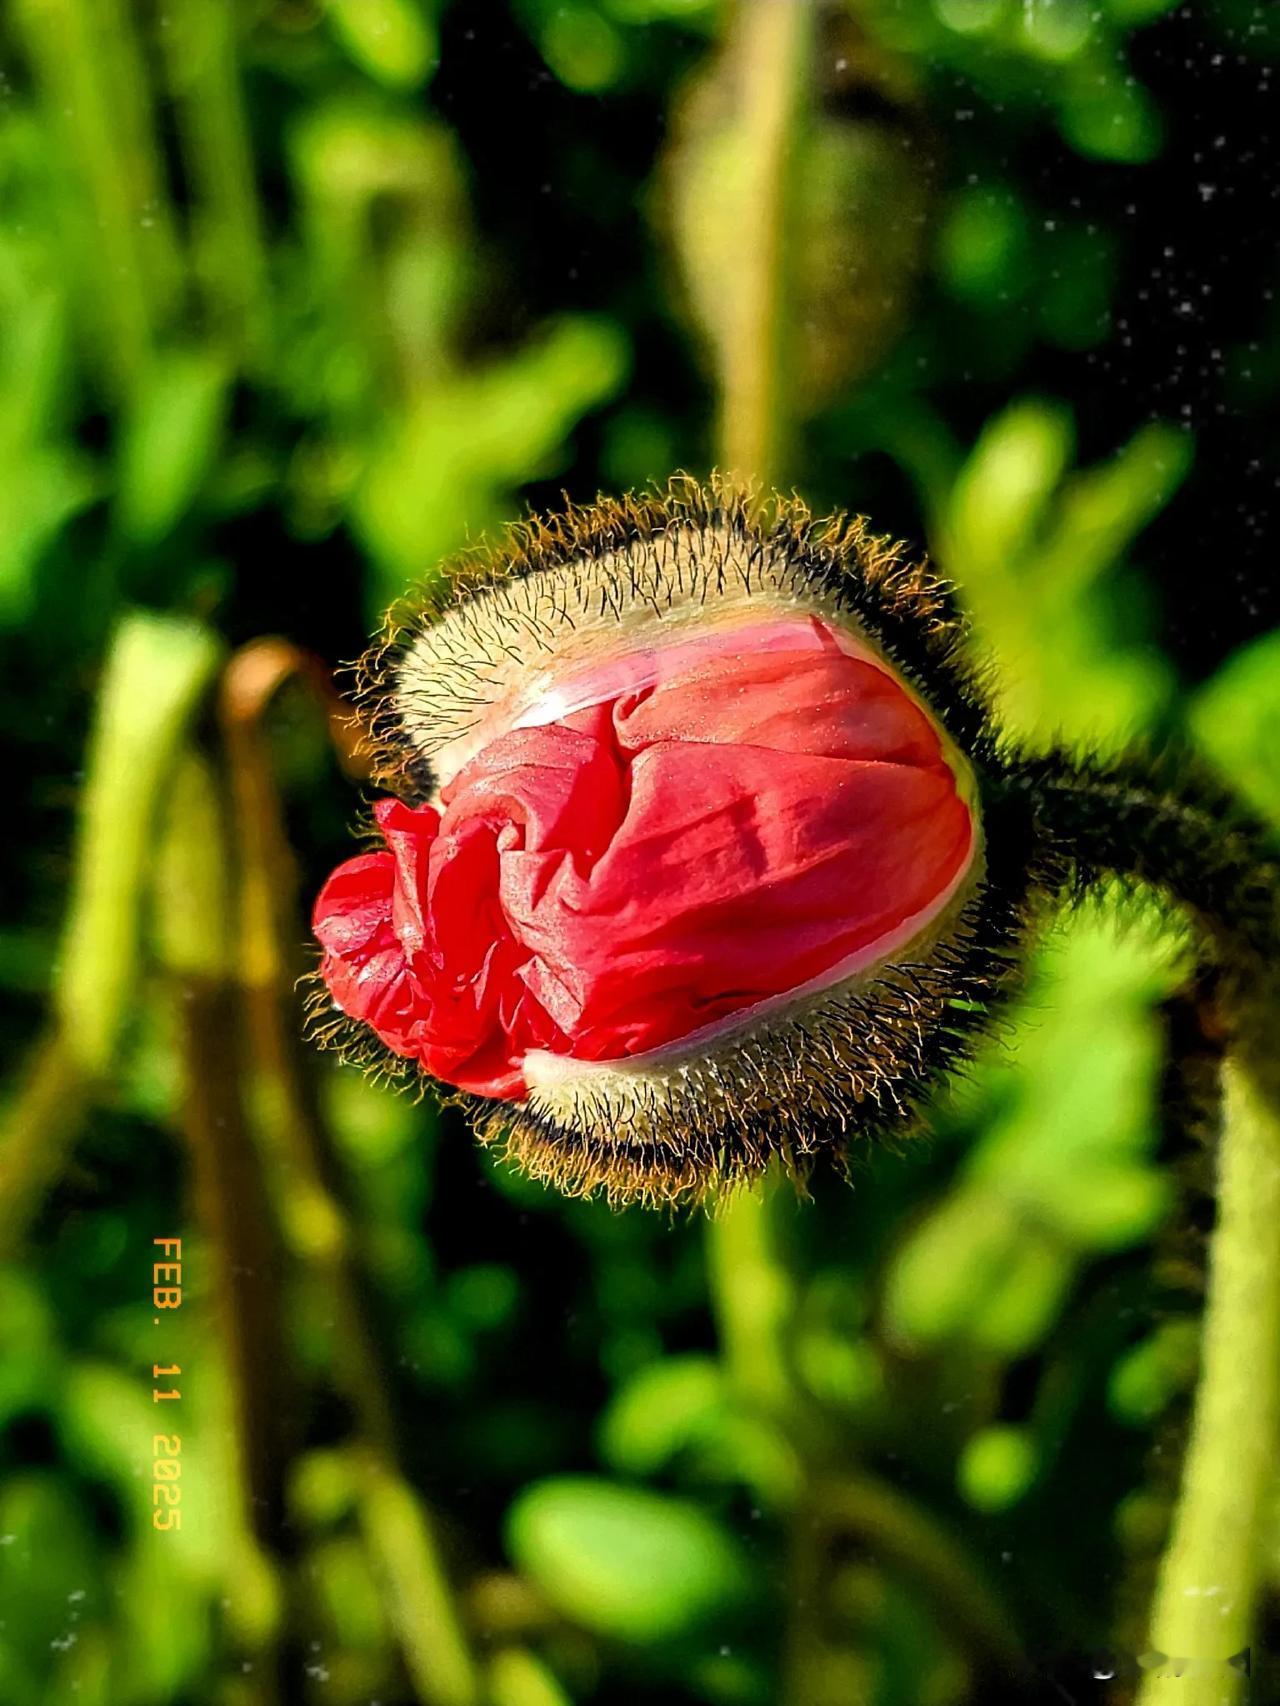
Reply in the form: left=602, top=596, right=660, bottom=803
left=886, top=902, right=1183, bottom=1354
left=943, top=397, right=1074, bottom=579
left=936, top=403, right=1187, bottom=746
left=0, top=1474, right=105, bottom=1703
left=0, top=1271, right=58, bottom=1427
left=1032, top=1164, right=1170, bottom=1249
left=936, top=188, right=1032, bottom=305
left=489, top=1647, right=573, bottom=1706
left=325, top=0, right=438, bottom=89
left=599, top=1355, right=727, bottom=1474
left=352, top=315, right=628, bottom=606
left=1060, top=58, right=1162, bottom=164
left=506, top=1477, right=750, bottom=1642
left=964, top=1232, right=1075, bottom=1356
left=794, top=1272, right=883, bottom=1413
left=958, top=1426, right=1038, bottom=1513
left=883, top=1191, right=1024, bottom=1348
left=1190, top=627, right=1280, bottom=825
left=1033, top=422, right=1191, bottom=601
left=446, top=1264, right=520, bottom=1332
left=530, top=3, right=626, bottom=91
left=1108, top=1320, right=1200, bottom=1426
left=600, top=1357, right=800, bottom=1505
left=116, top=353, right=229, bottom=544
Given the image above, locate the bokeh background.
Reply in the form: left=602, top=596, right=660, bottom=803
left=2, top=1, right=1279, bottom=1702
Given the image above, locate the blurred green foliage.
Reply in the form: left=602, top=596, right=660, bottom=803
left=1, top=1, right=1278, bottom=1704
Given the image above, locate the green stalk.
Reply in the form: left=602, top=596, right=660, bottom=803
left=160, top=0, right=271, bottom=361
left=812, top=1476, right=1022, bottom=1679
left=55, top=612, right=223, bottom=1076
left=0, top=614, right=221, bottom=1256
left=356, top=1454, right=483, bottom=1706
left=702, top=0, right=814, bottom=1408
left=1134, top=1052, right=1280, bottom=1704
left=154, top=750, right=290, bottom=1700
left=697, top=0, right=813, bottom=1645
left=1002, top=754, right=1280, bottom=1700
left=13, top=0, right=182, bottom=391
left=0, top=1032, right=91, bottom=1253
left=716, top=0, right=809, bottom=485
left=220, top=641, right=482, bottom=1706
left=706, top=1176, right=797, bottom=1415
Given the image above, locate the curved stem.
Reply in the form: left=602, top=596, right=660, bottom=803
left=1003, top=752, right=1280, bottom=1702
left=1000, top=752, right=1278, bottom=972
left=810, top=1476, right=1023, bottom=1681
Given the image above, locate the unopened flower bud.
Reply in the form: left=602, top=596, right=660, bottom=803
left=311, top=480, right=1029, bottom=1204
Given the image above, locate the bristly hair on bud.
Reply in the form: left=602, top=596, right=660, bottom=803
left=308, top=474, right=1053, bottom=1208
left=354, top=473, right=996, bottom=803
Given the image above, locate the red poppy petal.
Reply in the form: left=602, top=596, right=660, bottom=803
left=313, top=851, right=397, bottom=958
left=313, top=615, right=976, bottom=1102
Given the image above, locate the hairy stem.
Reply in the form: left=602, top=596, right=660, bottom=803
left=704, top=0, right=811, bottom=1423
left=1135, top=1056, right=1280, bottom=1702
left=1003, top=752, right=1280, bottom=1702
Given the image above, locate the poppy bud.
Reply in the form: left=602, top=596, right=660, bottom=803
left=311, top=480, right=1032, bottom=1204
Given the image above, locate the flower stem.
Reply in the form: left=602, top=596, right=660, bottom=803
left=159, top=0, right=271, bottom=364
left=808, top=1475, right=1023, bottom=1681
left=706, top=1173, right=797, bottom=1416
left=56, top=610, right=224, bottom=1077
left=0, top=1031, right=91, bottom=1254
left=220, top=641, right=483, bottom=1706
left=0, top=613, right=221, bottom=1258
left=1135, top=1054, right=1280, bottom=1703
left=12, top=0, right=181, bottom=390
left=155, top=751, right=292, bottom=1698
left=716, top=0, right=811, bottom=487
left=1002, top=751, right=1280, bottom=1696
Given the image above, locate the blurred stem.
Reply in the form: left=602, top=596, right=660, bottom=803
left=717, top=0, right=810, bottom=486
left=1004, top=754, right=1280, bottom=1699
left=0, top=614, right=221, bottom=1257
left=219, top=641, right=481, bottom=1706
left=706, top=1177, right=796, bottom=1415
left=810, top=1476, right=1022, bottom=1680
left=356, top=1453, right=483, bottom=1706
left=704, top=8, right=819, bottom=1688
left=781, top=1470, right=1024, bottom=1705
left=0, top=1033, right=91, bottom=1253
left=159, top=0, right=271, bottom=361
left=705, top=0, right=810, bottom=1416
left=57, top=612, right=224, bottom=1076
left=13, top=0, right=181, bottom=389
left=154, top=751, right=291, bottom=1700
